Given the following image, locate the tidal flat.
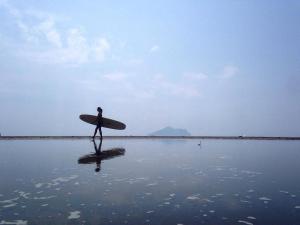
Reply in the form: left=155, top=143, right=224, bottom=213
left=0, top=139, right=300, bottom=225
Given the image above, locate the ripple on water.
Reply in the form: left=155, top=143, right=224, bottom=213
left=0, top=220, right=28, bottom=225
left=238, top=220, right=253, bottom=225
left=247, top=216, right=256, bottom=220
left=186, top=194, right=200, bottom=200
left=68, top=211, right=81, bottom=219
left=259, top=197, right=271, bottom=201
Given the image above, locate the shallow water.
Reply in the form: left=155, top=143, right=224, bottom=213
left=0, top=139, right=300, bottom=225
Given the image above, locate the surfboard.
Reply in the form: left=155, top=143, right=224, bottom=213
left=79, top=114, right=126, bottom=130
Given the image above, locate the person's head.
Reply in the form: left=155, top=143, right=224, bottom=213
left=97, top=107, right=102, bottom=113
left=95, top=167, right=100, bottom=172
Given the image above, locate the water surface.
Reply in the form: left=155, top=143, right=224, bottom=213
left=0, top=139, right=300, bottom=225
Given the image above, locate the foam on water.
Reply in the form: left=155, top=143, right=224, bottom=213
left=2, top=203, right=17, bottom=208
left=68, top=211, right=81, bottom=219
left=0, top=220, right=27, bottom=225
left=186, top=194, right=200, bottom=200
left=35, top=183, right=43, bottom=188
left=259, top=197, right=271, bottom=201
left=238, top=220, right=253, bottom=225
left=247, top=216, right=256, bottom=220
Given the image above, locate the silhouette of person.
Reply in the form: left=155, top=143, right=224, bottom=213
left=92, top=139, right=102, bottom=172
left=92, top=107, right=103, bottom=144
left=92, top=139, right=102, bottom=155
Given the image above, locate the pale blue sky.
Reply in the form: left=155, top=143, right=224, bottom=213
left=0, top=0, right=300, bottom=136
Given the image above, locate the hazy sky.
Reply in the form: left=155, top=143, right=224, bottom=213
left=0, top=0, right=300, bottom=136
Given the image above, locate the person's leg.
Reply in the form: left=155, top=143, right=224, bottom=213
left=93, top=126, right=98, bottom=139
left=99, top=127, right=103, bottom=146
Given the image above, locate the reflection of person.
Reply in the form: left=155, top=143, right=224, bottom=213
left=92, top=107, right=103, bottom=143
left=78, top=142, right=125, bottom=174
left=92, top=140, right=102, bottom=172
left=92, top=139, right=102, bottom=155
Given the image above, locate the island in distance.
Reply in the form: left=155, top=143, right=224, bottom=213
left=149, top=126, right=191, bottom=136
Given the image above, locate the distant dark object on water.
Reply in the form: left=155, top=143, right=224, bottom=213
left=149, top=126, right=191, bottom=136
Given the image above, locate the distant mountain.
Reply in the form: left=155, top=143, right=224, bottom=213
left=149, top=126, right=191, bottom=136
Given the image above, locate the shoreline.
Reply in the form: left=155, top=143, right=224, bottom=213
left=0, top=135, right=300, bottom=140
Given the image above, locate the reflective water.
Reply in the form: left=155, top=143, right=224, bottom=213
left=0, top=139, right=300, bottom=225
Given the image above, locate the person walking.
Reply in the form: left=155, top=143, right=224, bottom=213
left=92, top=107, right=103, bottom=143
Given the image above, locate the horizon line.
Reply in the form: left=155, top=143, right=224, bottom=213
left=1, top=135, right=300, bottom=140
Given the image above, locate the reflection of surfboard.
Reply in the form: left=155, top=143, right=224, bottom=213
left=79, top=114, right=126, bottom=130
left=78, top=148, right=125, bottom=164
